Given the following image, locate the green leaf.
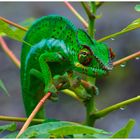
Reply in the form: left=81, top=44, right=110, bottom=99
left=20, top=121, right=110, bottom=138
left=49, top=124, right=110, bottom=137
left=111, top=119, right=135, bottom=138
left=0, top=20, right=31, bottom=47
left=73, top=133, right=110, bottom=138
left=0, top=20, right=25, bottom=42
left=0, top=123, right=16, bottom=133
left=0, top=80, right=9, bottom=96
left=135, top=5, right=140, bottom=12
left=122, top=18, right=140, bottom=32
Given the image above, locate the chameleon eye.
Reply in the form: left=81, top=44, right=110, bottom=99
left=109, top=48, right=115, bottom=60
left=78, top=47, right=92, bottom=66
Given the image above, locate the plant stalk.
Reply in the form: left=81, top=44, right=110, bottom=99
left=0, top=115, right=44, bottom=124
left=88, top=2, right=96, bottom=37
left=84, top=96, right=97, bottom=126
left=91, top=95, right=140, bottom=120
left=82, top=2, right=97, bottom=126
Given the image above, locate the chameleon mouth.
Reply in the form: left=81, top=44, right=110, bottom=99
left=95, top=56, right=113, bottom=72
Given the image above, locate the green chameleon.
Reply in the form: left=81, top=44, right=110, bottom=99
left=21, top=15, right=114, bottom=119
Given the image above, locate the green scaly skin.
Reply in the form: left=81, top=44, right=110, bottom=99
left=21, top=15, right=113, bottom=119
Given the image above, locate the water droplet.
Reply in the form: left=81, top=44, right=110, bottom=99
left=135, top=57, right=140, bottom=60
left=111, top=38, right=115, bottom=41
left=120, top=63, right=126, bottom=68
left=120, top=106, right=126, bottom=111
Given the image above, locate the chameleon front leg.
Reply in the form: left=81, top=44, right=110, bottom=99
left=38, top=52, right=63, bottom=96
left=27, top=52, right=63, bottom=119
left=53, top=73, right=71, bottom=90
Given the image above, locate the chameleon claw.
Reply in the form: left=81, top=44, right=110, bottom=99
left=93, top=86, right=99, bottom=96
left=45, top=85, right=58, bottom=101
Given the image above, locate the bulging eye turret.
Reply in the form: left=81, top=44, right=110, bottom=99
left=78, top=46, right=93, bottom=66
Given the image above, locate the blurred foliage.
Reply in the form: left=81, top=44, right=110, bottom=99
left=0, top=123, right=16, bottom=133
left=134, top=5, right=140, bottom=12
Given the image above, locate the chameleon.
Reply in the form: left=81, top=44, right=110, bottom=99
left=21, top=15, right=115, bottom=119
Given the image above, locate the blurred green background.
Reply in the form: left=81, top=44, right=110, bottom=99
left=0, top=2, right=140, bottom=138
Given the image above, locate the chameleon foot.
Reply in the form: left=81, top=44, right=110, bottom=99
left=45, top=85, right=58, bottom=101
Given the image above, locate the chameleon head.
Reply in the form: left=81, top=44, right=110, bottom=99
left=75, top=29, right=115, bottom=77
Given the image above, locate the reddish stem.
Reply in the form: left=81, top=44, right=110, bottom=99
left=0, top=16, right=27, bottom=31
left=0, top=37, right=20, bottom=68
left=113, top=51, right=140, bottom=67
left=16, top=92, right=52, bottom=138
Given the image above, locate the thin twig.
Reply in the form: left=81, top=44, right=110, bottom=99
left=97, top=24, right=140, bottom=42
left=0, top=37, right=20, bottom=68
left=0, top=16, right=27, bottom=31
left=64, top=1, right=88, bottom=28
left=96, top=2, right=104, bottom=8
left=0, top=115, right=44, bottom=124
left=113, top=51, right=140, bottom=67
left=92, top=95, right=140, bottom=120
left=16, top=92, right=52, bottom=138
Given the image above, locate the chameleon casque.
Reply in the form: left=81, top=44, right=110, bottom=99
left=21, top=15, right=114, bottom=119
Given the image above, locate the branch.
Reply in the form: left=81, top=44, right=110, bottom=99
left=113, top=51, right=140, bottom=67
left=0, top=115, right=44, bottom=124
left=0, top=37, right=20, bottom=68
left=89, top=2, right=96, bottom=14
left=91, top=95, right=140, bottom=120
left=97, top=25, right=140, bottom=42
left=16, top=92, right=52, bottom=138
left=0, top=16, right=27, bottom=31
left=81, top=2, right=96, bottom=37
left=64, top=1, right=88, bottom=28
left=96, top=2, right=104, bottom=8
left=81, top=2, right=95, bottom=19
left=62, top=89, right=82, bottom=102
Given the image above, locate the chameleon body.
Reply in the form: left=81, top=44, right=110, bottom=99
left=21, top=15, right=113, bottom=119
